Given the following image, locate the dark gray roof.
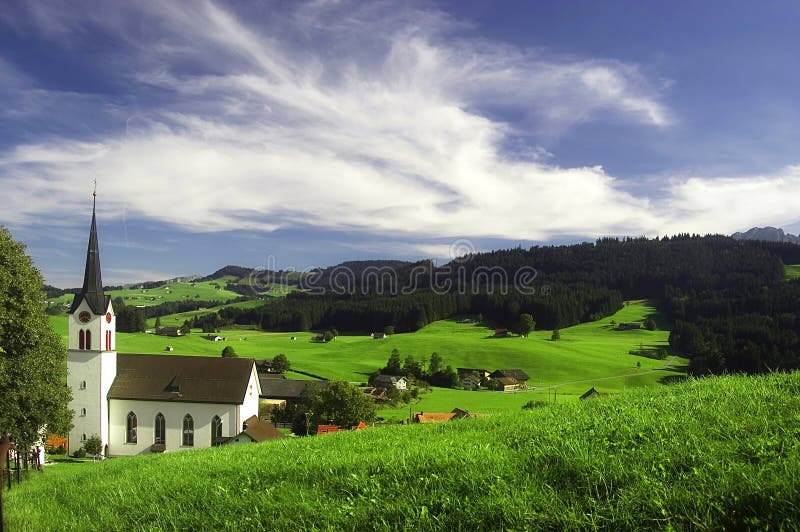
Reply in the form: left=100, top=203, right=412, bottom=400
left=491, top=369, right=530, bottom=382
left=70, top=199, right=110, bottom=315
left=259, top=377, right=327, bottom=399
left=107, top=354, right=255, bottom=404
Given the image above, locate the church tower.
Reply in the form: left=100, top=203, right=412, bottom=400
left=67, top=194, right=117, bottom=456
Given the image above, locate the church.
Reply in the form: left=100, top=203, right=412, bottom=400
left=67, top=197, right=260, bottom=457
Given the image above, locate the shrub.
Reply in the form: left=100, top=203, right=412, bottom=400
left=72, top=448, right=86, bottom=458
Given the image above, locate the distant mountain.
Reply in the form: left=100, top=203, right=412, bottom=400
left=198, top=265, right=256, bottom=282
left=732, top=227, right=800, bottom=245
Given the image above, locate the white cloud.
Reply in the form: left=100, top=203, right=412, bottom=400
left=9, top=0, right=767, bottom=247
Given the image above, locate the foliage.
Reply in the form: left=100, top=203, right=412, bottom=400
left=179, top=321, right=191, bottom=335
left=384, top=349, right=402, bottom=375
left=71, top=447, right=86, bottom=459
left=116, top=305, right=147, bottom=333
left=83, top=434, right=102, bottom=457
left=9, top=373, right=800, bottom=530
left=551, top=329, right=560, bottom=341
left=272, top=353, right=290, bottom=373
left=513, top=313, right=536, bottom=336
left=383, top=325, right=395, bottom=335
left=307, top=381, right=377, bottom=433
left=221, top=346, right=237, bottom=358
left=0, top=227, right=72, bottom=446
left=643, top=317, right=656, bottom=331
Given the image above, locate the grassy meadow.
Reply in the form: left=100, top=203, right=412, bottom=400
left=49, top=301, right=686, bottom=416
left=6, top=372, right=798, bottom=530
left=786, top=264, right=800, bottom=280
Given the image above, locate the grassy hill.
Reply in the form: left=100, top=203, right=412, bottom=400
left=786, top=264, right=800, bottom=280
left=6, top=372, right=798, bottom=530
left=45, top=280, right=244, bottom=313
left=48, top=301, right=685, bottom=416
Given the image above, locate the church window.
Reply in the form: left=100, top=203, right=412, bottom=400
left=126, top=412, right=137, bottom=444
left=85, top=330, right=91, bottom=350
left=80, top=408, right=86, bottom=416
left=182, top=414, right=194, bottom=447
left=81, top=434, right=87, bottom=441
left=105, top=330, right=111, bottom=350
left=211, top=415, right=222, bottom=445
left=79, top=330, right=85, bottom=350
left=154, top=413, right=166, bottom=444
left=80, top=381, right=86, bottom=390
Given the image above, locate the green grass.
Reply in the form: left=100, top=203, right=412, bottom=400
left=49, top=301, right=686, bottom=415
left=6, top=372, right=798, bottom=530
left=785, top=264, right=800, bottom=280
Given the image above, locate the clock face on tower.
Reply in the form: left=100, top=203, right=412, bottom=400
left=106, top=312, right=112, bottom=324
left=78, top=311, right=91, bottom=323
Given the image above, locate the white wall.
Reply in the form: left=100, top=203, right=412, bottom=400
left=239, top=366, right=261, bottom=423
left=108, top=400, right=240, bottom=456
left=67, top=349, right=116, bottom=455
left=68, top=299, right=115, bottom=352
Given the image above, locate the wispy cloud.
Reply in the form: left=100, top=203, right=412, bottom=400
left=7, top=0, right=791, bottom=248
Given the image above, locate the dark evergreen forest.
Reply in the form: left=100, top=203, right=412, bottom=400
left=204, top=235, right=800, bottom=376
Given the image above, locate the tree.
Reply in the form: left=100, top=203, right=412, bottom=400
left=272, top=353, right=290, bottom=373
left=644, top=318, right=657, bottom=331
left=154, top=316, right=162, bottom=329
left=221, top=346, right=237, bottom=358
left=308, top=381, right=376, bottom=433
left=427, top=352, right=444, bottom=376
left=116, top=306, right=146, bottom=333
left=551, top=329, right=561, bottom=341
left=0, top=228, right=72, bottom=447
left=384, top=325, right=395, bottom=336
left=385, top=349, right=402, bottom=375
left=514, top=313, right=536, bottom=337
left=83, top=434, right=102, bottom=457
left=323, top=330, right=334, bottom=342
left=403, top=355, right=423, bottom=380
left=180, top=321, right=192, bottom=335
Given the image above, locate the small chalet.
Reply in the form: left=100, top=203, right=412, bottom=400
left=373, top=375, right=408, bottom=390
left=461, top=374, right=482, bottom=390
left=220, top=415, right=284, bottom=445
left=255, top=359, right=281, bottom=374
left=490, top=369, right=530, bottom=385
left=371, top=332, right=387, bottom=339
left=579, top=387, right=608, bottom=400
left=203, top=334, right=224, bottom=342
left=494, top=328, right=509, bottom=338
left=311, top=333, right=326, bottom=342
left=363, top=387, right=390, bottom=402
left=457, top=368, right=490, bottom=380
left=493, top=376, right=520, bottom=391
left=618, top=322, right=642, bottom=330
left=156, top=326, right=182, bottom=337
left=259, top=377, right=328, bottom=405
left=414, top=409, right=475, bottom=423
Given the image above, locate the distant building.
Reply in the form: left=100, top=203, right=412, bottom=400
left=372, top=375, right=408, bottom=390
left=219, top=415, right=284, bottom=445
left=494, top=328, right=509, bottom=337
left=156, top=326, right=182, bottom=337
left=490, top=369, right=530, bottom=384
left=579, top=387, right=608, bottom=400
left=618, top=323, right=642, bottom=330
left=371, top=332, right=387, bottom=339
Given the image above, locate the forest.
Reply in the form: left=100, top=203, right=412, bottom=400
left=191, top=235, right=800, bottom=376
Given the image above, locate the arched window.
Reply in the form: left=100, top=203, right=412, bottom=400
left=80, top=381, right=86, bottom=390
left=79, top=330, right=85, bottom=350
left=85, top=330, right=91, bottom=350
left=154, top=413, right=166, bottom=444
left=182, top=414, right=194, bottom=447
left=126, top=412, right=137, bottom=444
left=105, top=330, right=111, bottom=351
left=81, top=434, right=87, bottom=442
left=211, top=415, right=222, bottom=445
left=80, top=408, right=86, bottom=416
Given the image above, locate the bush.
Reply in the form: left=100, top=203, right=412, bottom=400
left=221, top=346, right=237, bottom=358
left=72, top=448, right=86, bottom=458
left=551, top=329, right=561, bottom=341
left=522, top=400, right=549, bottom=410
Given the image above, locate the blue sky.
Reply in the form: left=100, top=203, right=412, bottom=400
left=2, top=1, right=800, bottom=287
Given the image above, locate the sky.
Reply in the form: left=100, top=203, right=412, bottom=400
left=2, top=0, right=800, bottom=287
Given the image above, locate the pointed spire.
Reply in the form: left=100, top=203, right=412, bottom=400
left=70, top=192, right=109, bottom=314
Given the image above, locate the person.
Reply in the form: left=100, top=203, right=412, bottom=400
left=0, top=433, right=10, bottom=468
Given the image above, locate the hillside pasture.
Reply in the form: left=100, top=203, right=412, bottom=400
left=786, top=264, right=800, bottom=280
left=6, top=372, right=797, bottom=531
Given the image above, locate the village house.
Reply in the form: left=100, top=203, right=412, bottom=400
left=413, top=409, right=475, bottom=423
left=490, top=369, right=530, bottom=385
left=461, top=374, right=482, bottom=390
left=579, top=387, right=609, bottom=400
left=372, top=374, right=408, bottom=390
left=156, top=326, right=183, bottom=337
left=371, top=332, right=387, bottom=339
left=219, top=415, right=284, bottom=445
left=67, top=199, right=260, bottom=457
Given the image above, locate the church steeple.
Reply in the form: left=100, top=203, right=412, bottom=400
left=70, top=193, right=109, bottom=314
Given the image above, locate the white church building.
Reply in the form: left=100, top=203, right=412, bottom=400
left=67, top=198, right=260, bottom=457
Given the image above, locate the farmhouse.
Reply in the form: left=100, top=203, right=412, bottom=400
left=372, top=374, right=408, bottom=390
left=156, top=326, right=183, bottom=337
left=258, top=376, right=328, bottom=405
left=219, top=415, right=284, bottom=445
left=67, top=199, right=260, bottom=457
left=371, top=332, right=387, bottom=339
left=461, top=374, right=482, bottom=390
left=579, top=387, right=608, bottom=400
left=490, top=369, right=529, bottom=385
left=618, top=322, right=642, bottom=330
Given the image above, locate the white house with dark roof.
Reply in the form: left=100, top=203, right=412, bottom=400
left=67, top=197, right=260, bottom=457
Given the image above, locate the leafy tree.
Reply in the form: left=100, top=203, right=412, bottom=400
left=83, top=434, right=102, bottom=457
left=116, top=306, right=146, bottom=333
left=551, top=329, right=561, bottom=341
left=514, top=313, right=536, bottom=337
left=427, top=352, right=444, bottom=376
left=429, top=365, right=459, bottom=388
left=307, top=381, right=376, bottom=433
left=384, top=325, right=395, bottom=335
left=644, top=318, right=657, bottom=331
left=221, top=346, right=237, bottom=358
left=272, top=353, right=290, bottom=373
left=0, top=228, right=72, bottom=446
left=403, top=355, right=423, bottom=380
left=180, top=321, right=192, bottom=335
left=323, top=330, right=334, bottom=342
left=385, top=349, right=402, bottom=375
left=155, top=316, right=162, bottom=329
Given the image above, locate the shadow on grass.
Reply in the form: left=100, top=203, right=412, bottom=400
left=659, top=374, right=690, bottom=385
